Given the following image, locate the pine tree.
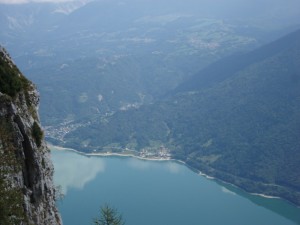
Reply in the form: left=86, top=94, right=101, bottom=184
left=93, top=204, right=125, bottom=225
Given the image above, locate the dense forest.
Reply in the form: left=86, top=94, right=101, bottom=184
left=62, top=29, right=300, bottom=206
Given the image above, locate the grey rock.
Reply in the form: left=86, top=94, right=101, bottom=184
left=0, top=47, right=62, bottom=225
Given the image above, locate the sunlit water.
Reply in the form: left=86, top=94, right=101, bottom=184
left=51, top=149, right=300, bottom=225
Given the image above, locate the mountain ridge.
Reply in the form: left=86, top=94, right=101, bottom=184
left=61, top=28, right=300, bottom=206
left=174, top=28, right=300, bottom=93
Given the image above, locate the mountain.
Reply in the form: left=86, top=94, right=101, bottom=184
left=0, top=47, right=62, bottom=224
left=175, top=28, right=300, bottom=93
left=61, top=29, right=300, bottom=206
left=1, top=0, right=300, bottom=128
left=1, top=0, right=300, bottom=206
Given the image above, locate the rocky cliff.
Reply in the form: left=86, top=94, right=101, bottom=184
left=0, top=47, right=62, bottom=225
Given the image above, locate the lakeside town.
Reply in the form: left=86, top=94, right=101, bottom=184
left=88, top=145, right=172, bottom=160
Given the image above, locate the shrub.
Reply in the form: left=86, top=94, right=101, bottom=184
left=32, top=121, right=44, bottom=147
left=0, top=50, right=30, bottom=98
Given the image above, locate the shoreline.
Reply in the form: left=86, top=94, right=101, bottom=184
left=48, top=143, right=286, bottom=202
left=48, top=143, right=186, bottom=164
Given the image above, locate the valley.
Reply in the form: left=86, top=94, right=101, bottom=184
left=1, top=0, right=300, bottom=221
left=58, top=29, right=300, bottom=206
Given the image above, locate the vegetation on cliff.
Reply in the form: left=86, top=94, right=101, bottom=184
left=0, top=47, right=62, bottom=225
left=32, top=121, right=44, bottom=148
left=0, top=48, right=31, bottom=98
left=0, top=119, right=27, bottom=224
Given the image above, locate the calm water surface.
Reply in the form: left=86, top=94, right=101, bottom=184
left=51, top=149, right=300, bottom=225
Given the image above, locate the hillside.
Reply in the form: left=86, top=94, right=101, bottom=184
left=62, top=29, right=300, bottom=206
left=0, top=47, right=62, bottom=225
left=2, top=0, right=300, bottom=127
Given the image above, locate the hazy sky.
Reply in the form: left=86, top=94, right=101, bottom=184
left=0, top=0, right=85, bottom=3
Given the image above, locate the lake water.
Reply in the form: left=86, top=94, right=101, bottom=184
left=51, top=149, right=300, bottom=225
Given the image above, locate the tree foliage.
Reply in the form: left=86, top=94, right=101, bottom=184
left=93, top=204, right=125, bottom=225
left=0, top=49, right=30, bottom=98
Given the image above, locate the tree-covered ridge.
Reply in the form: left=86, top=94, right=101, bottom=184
left=62, top=29, right=300, bottom=205
left=175, top=29, right=300, bottom=93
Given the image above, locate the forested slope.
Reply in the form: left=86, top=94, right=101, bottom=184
left=63, top=29, right=300, bottom=205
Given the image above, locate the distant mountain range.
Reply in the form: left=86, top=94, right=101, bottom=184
left=61, top=29, right=300, bottom=206
left=1, top=0, right=300, bottom=126
left=1, top=0, right=300, bottom=206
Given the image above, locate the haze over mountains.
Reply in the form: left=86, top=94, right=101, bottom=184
left=1, top=0, right=300, bottom=126
left=61, top=29, right=300, bottom=205
left=1, top=0, right=300, bottom=206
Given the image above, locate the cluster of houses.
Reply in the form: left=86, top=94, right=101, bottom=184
left=139, top=146, right=171, bottom=159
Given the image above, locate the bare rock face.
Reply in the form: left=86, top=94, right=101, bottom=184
left=0, top=47, right=62, bottom=225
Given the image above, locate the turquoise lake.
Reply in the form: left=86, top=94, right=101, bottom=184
left=51, top=149, right=300, bottom=225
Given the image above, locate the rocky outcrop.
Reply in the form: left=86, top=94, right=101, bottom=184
left=0, top=47, right=62, bottom=225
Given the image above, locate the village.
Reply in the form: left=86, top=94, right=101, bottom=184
left=137, top=146, right=172, bottom=160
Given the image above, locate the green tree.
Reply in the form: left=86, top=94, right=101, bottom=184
left=93, top=204, right=125, bottom=225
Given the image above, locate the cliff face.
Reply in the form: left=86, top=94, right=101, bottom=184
left=0, top=47, right=62, bottom=225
